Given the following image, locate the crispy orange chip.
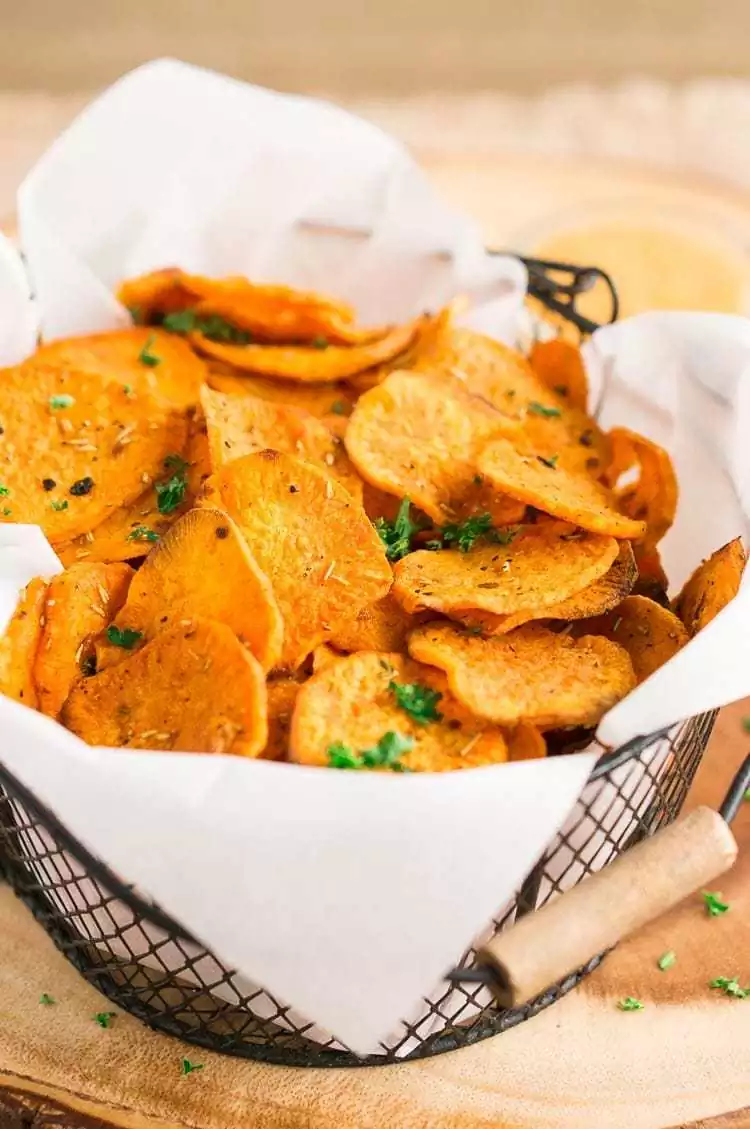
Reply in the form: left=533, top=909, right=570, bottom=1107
left=581, top=595, right=689, bottom=683
left=345, top=303, right=458, bottom=393
left=392, top=524, right=618, bottom=616
left=506, top=723, right=547, bottom=761
left=529, top=339, right=589, bottom=412
left=200, top=387, right=362, bottom=500
left=34, top=562, right=132, bottom=717
left=0, top=364, right=188, bottom=543
left=408, top=622, right=635, bottom=728
left=0, top=578, right=47, bottom=709
left=456, top=540, right=637, bottom=635
left=673, top=537, right=746, bottom=636
left=263, top=678, right=302, bottom=761
left=478, top=439, right=646, bottom=539
left=62, top=618, right=267, bottom=755
left=207, top=366, right=356, bottom=422
left=330, top=593, right=431, bottom=654
left=105, top=507, right=283, bottom=671
left=311, top=643, right=344, bottom=673
left=215, top=451, right=392, bottom=669
left=290, top=651, right=508, bottom=772
left=603, top=428, right=678, bottom=544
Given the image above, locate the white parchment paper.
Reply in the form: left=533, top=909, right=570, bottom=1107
left=1, top=61, right=750, bottom=1054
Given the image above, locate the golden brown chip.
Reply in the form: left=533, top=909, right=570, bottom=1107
left=34, top=562, right=133, bottom=717
left=329, top=593, right=432, bottom=654
left=529, top=338, right=589, bottom=412
left=392, top=524, right=619, bottom=617
left=345, top=369, right=519, bottom=523
left=263, top=678, right=302, bottom=761
left=105, top=507, right=283, bottom=671
left=506, top=723, right=547, bottom=761
left=34, top=329, right=207, bottom=410
left=214, top=451, right=392, bottom=669
left=673, top=537, right=747, bottom=636
left=290, top=651, right=508, bottom=772
left=200, top=387, right=362, bottom=500
left=207, top=366, right=356, bottom=421
left=603, top=428, right=678, bottom=545
left=632, top=541, right=670, bottom=603
left=408, top=622, right=635, bottom=728
left=62, top=618, right=268, bottom=755
left=0, top=577, right=47, bottom=709
left=0, top=364, right=188, bottom=543
left=580, top=595, right=689, bottom=682
left=310, top=643, right=345, bottom=673
left=345, top=303, right=458, bottom=393
left=478, top=439, right=646, bottom=539
left=455, top=541, right=637, bottom=635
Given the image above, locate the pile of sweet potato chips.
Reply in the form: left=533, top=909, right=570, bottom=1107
left=0, top=268, right=745, bottom=769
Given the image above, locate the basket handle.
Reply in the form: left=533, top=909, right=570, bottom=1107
left=477, top=805, right=738, bottom=1009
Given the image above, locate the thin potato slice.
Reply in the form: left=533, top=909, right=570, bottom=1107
left=207, top=366, right=356, bottom=421
left=329, top=593, right=431, bottom=654
left=106, top=507, right=283, bottom=671
left=263, top=678, right=302, bottom=761
left=62, top=618, right=267, bottom=756
left=290, top=651, right=508, bottom=772
left=408, top=622, right=635, bottom=728
left=200, top=387, right=362, bottom=500
left=580, top=595, right=689, bottom=683
left=392, top=524, right=618, bottom=616
left=506, top=723, right=546, bottom=761
left=215, top=451, right=392, bottom=669
left=529, top=338, right=589, bottom=412
left=478, top=439, right=646, bottom=539
left=603, top=428, right=678, bottom=544
left=34, top=562, right=133, bottom=717
left=0, top=578, right=47, bottom=708
left=456, top=540, right=637, bottom=635
left=673, top=537, right=746, bottom=635
left=190, top=319, right=423, bottom=383
left=345, top=369, right=518, bottom=523
left=0, top=364, right=187, bottom=543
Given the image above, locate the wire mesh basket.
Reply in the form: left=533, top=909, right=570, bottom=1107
left=0, top=257, right=713, bottom=1067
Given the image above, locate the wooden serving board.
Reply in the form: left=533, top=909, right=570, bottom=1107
left=1, top=153, right=750, bottom=1129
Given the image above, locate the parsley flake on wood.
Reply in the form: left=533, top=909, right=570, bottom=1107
left=710, top=976, right=749, bottom=999
left=374, top=497, right=422, bottom=562
left=537, top=454, right=559, bottom=470
left=617, top=997, right=644, bottom=1011
left=39, top=993, right=56, bottom=1005
left=657, top=950, right=676, bottom=971
left=389, top=680, right=443, bottom=724
left=138, top=334, right=161, bottom=367
left=181, top=1058, right=205, bottom=1076
left=326, top=731, right=413, bottom=771
left=703, top=891, right=730, bottom=917
left=155, top=454, right=189, bottom=515
left=126, top=525, right=160, bottom=543
left=93, top=1011, right=117, bottom=1028
left=106, top=625, right=143, bottom=649
left=528, top=401, right=561, bottom=418
left=49, top=393, right=75, bottom=410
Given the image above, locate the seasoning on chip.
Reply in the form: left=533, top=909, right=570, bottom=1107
left=577, top=594, right=688, bottom=683
left=0, top=578, right=47, bottom=708
left=529, top=338, right=589, bottom=411
left=673, top=537, right=746, bottom=636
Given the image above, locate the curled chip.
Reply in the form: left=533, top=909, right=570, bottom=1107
left=478, top=438, right=646, bottom=539
left=207, top=366, right=356, bottom=423
left=62, top=618, right=267, bottom=755
left=345, top=369, right=518, bottom=523
left=190, top=319, right=423, bottom=383
left=200, top=387, right=362, bottom=500
left=330, top=593, right=431, bottom=654
left=263, top=678, right=302, bottom=761
left=214, top=450, right=392, bottom=669
left=456, top=541, right=637, bottom=635
left=345, top=302, right=458, bottom=393
left=392, top=524, right=618, bottom=616
left=290, top=651, right=508, bottom=772
left=105, top=507, right=283, bottom=671
left=673, top=537, right=746, bottom=635
left=529, top=338, right=589, bottom=411
left=506, top=723, right=546, bottom=761
left=0, top=578, right=47, bottom=709
left=408, top=622, right=635, bottom=728
left=34, top=562, right=133, bottom=717
left=0, top=364, right=187, bottom=543
left=580, top=595, right=689, bottom=683
left=603, top=428, right=677, bottom=544
left=34, top=329, right=207, bottom=410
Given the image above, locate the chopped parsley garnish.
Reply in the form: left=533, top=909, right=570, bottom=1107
left=127, top=525, right=160, bottom=543
left=181, top=1058, right=205, bottom=1076
left=138, top=334, right=161, bottom=367
left=537, top=454, right=559, bottom=470
left=742, top=716, right=750, bottom=734
left=93, top=1011, right=117, bottom=1028
left=745, top=788, right=750, bottom=802
left=330, top=400, right=348, bottom=416
left=155, top=454, right=189, bottom=515
left=528, top=401, right=561, bottom=418
left=1, top=507, right=11, bottom=517
left=39, top=993, right=56, bottom=1005
left=123, top=384, right=135, bottom=398
left=657, top=950, right=676, bottom=971
left=389, top=680, right=443, bottom=725
left=106, top=625, right=143, bottom=650
left=326, top=731, right=413, bottom=771
left=617, top=997, right=644, bottom=1011
left=161, top=309, right=251, bottom=345
left=703, top=891, right=730, bottom=917
left=441, top=513, right=495, bottom=553
left=311, top=335, right=329, bottom=349
left=69, top=476, right=95, bottom=496
left=709, top=976, right=749, bottom=999
left=0, top=484, right=10, bottom=496
left=127, top=305, right=144, bottom=325
left=51, top=500, right=69, bottom=512
left=374, top=497, right=422, bottom=562
left=49, top=393, right=75, bottom=410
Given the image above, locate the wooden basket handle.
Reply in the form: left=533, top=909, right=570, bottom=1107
left=478, top=806, right=738, bottom=1009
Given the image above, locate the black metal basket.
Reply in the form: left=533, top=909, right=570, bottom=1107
left=0, top=257, right=710, bottom=1069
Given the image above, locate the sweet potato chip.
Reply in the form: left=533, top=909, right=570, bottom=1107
left=345, top=303, right=458, bottom=393
left=603, top=428, right=678, bottom=544
left=214, top=451, right=392, bottom=669
left=200, top=387, right=362, bottom=500
left=408, top=622, right=635, bottom=728
left=34, top=562, right=133, bottom=717
left=0, top=578, right=47, bottom=708
left=455, top=540, right=637, bottom=635
left=0, top=364, right=188, bottom=543
left=311, top=643, right=344, bottom=673
left=290, top=651, right=508, bottom=772
left=329, top=593, right=432, bottom=654
left=529, top=339, right=589, bottom=412
left=478, top=439, right=646, bottom=539
left=345, top=370, right=519, bottom=523
left=580, top=595, right=689, bottom=682
left=62, top=618, right=267, bottom=756
left=207, top=366, right=356, bottom=422
left=34, top=330, right=207, bottom=410
left=263, top=678, right=302, bottom=761
left=673, top=537, right=747, bottom=635
left=392, top=524, right=618, bottom=616
left=105, top=507, right=283, bottom=671
left=506, top=723, right=547, bottom=761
